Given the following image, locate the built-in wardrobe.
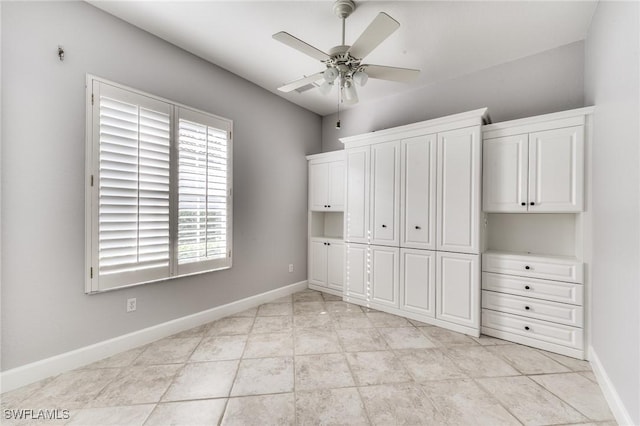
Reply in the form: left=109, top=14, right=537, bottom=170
left=306, top=106, right=591, bottom=359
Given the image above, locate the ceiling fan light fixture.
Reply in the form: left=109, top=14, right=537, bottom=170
left=323, top=67, right=339, bottom=83
left=319, top=80, right=333, bottom=95
left=343, top=81, right=358, bottom=104
left=353, top=70, right=368, bottom=86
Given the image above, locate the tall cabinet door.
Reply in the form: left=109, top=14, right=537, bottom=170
left=528, top=126, right=584, bottom=212
left=370, top=245, right=400, bottom=308
left=436, top=251, right=479, bottom=328
left=327, top=241, right=344, bottom=291
left=328, top=161, right=345, bottom=211
left=437, top=126, right=481, bottom=254
left=345, top=243, right=368, bottom=302
left=483, top=134, right=528, bottom=212
left=308, top=239, right=328, bottom=286
left=370, top=141, right=400, bottom=246
left=400, top=248, right=435, bottom=317
left=401, top=135, right=436, bottom=249
left=345, top=147, right=370, bottom=243
left=309, top=162, right=329, bottom=211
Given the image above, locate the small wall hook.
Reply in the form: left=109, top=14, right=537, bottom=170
left=58, top=46, right=65, bottom=61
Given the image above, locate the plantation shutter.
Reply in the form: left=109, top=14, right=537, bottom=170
left=176, top=107, right=232, bottom=275
left=92, top=82, right=172, bottom=290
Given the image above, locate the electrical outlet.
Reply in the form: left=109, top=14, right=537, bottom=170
left=126, top=298, right=137, bottom=313
left=288, top=264, right=294, bottom=273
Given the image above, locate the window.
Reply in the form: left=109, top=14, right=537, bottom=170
left=85, top=76, right=232, bottom=293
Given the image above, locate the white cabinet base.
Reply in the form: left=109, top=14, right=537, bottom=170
left=308, top=283, right=343, bottom=298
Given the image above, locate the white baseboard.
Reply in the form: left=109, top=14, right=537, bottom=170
left=588, top=346, right=636, bottom=425
left=0, top=280, right=308, bottom=393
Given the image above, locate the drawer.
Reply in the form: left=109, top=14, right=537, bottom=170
left=482, top=290, right=583, bottom=327
left=482, top=272, right=583, bottom=305
left=483, top=252, right=583, bottom=283
left=482, top=309, right=583, bottom=350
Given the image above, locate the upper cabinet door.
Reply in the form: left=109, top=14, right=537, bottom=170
left=437, top=126, right=481, bottom=254
left=528, top=126, right=584, bottom=212
left=345, top=147, right=370, bottom=244
left=483, top=135, right=529, bottom=212
left=328, top=160, right=345, bottom=211
left=401, top=134, right=437, bottom=249
left=309, top=162, right=329, bottom=211
left=370, top=141, right=401, bottom=246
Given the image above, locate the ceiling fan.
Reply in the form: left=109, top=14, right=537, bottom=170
left=273, top=0, right=420, bottom=107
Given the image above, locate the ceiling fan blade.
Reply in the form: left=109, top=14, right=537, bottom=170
left=273, top=31, right=330, bottom=62
left=277, top=72, right=325, bottom=93
left=347, top=12, right=400, bottom=60
left=363, top=64, right=420, bottom=82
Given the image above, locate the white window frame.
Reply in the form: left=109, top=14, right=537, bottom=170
left=85, top=75, right=233, bottom=293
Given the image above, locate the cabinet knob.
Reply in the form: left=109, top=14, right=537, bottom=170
left=524, top=285, right=531, bottom=290
left=327, top=205, right=331, bottom=208
left=530, top=202, right=535, bottom=206
left=415, top=225, right=421, bottom=230
left=524, top=326, right=530, bottom=331
left=382, top=224, right=387, bottom=228
left=525, top=266, right=530, bottom=270
left=521, top=202, right=526, bottom=206
left=525, top=306, right=530, bottom=310
left=327, top=243, right=331, bottom=246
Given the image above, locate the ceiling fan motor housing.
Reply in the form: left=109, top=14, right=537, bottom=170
left=333, top=0, right=356, bottom=19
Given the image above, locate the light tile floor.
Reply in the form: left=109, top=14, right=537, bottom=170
left=1, top=289, right=617, bottom=425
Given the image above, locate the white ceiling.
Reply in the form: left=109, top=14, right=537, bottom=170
left=88, top=1, right=598, bottom=116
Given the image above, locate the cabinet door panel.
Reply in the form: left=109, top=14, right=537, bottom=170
left=309, top=162, right=329, bottom=211
left=400, top=248, right=435, bottom=317
left=309, top=240, right=328, bottom=286
left=327, top=241, right=344, bottom=291
left=401, top=135, right=436, bottom=249
left=345, top=147, right=370, bottom=243
left=371, top=141, right=400, bottom=246
left=437, top=127, right=481, bottom=254
left=328, top=161, right=345, bottom=211
left=529, top=126, right=583, bottom=212
left=436, top=252, right=479, bottom=328
left=345, top=243, right=368, bottom=301
left=371, top=246, right=399, bottom=308
left=483, top=135, right=528, bottom=212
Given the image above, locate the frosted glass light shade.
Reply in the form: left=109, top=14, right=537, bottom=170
left=353, top=71, right=368, bottom=86
left=319, top=81, right=333, bottom=95
left=323, top=67, right=339, bottom=83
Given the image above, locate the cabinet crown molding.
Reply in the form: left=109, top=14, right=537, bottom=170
left=483, top=106, right=594, bottom=139
left=340, top=108, right=490, bottom=148
left=306, top=150, right=345, bottom=162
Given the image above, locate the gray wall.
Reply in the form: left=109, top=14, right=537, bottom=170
left=322, top=41, right=585, bottom=151
left=584, top=1, right=640, bottom=423
left=1, top=2, right=321, bottom=371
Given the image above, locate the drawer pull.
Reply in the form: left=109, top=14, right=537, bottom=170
left=525, top=265, right=530, bottom=270
left=524, top=326, right=530, bottom=331
left=524, top=285, right=531, bottom=290
left=415, top=225, right=421, bottom=230
left=521, top=202, right=526, bottom=206
left=382, top=224, right=387, bottom=228
left=525, top=306, right=530, bottom=310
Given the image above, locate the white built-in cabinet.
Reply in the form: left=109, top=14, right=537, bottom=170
left=309, top=158, right=345, bottom=211
left=481, top=107, right=592, bottom=359
left=342, top=109, right=489, bottom=336
left=307, top=151, right=345, bottom=296
left=309, top=238, right=344, bottom=291
left=483, top=120, right=584, bottom=213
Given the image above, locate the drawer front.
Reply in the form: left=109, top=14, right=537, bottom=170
left=482, top=309, right=583, bottom=349
left=482, top=272, right=583, bottom=305
left=483, top=253, right=583, bottom=283
left=482, top=290, right=583, bottom=327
